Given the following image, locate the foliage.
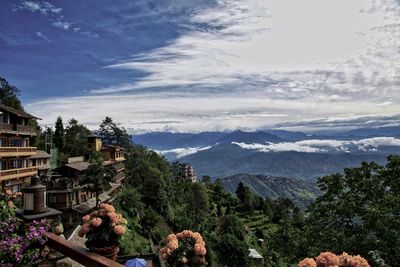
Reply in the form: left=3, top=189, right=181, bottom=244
left=0, top=189, right=22, bottom=220
left=78, top=203, right=127, bottom=248
left=0, top=218, right=50, bottom=266
left=53, top=116, right=65, bottom=152
left=64, top=118, right=92, bottom=158
left=79, top=151, right=116, bottom=206
left=98, top=116, right=131, bottom=148
left=159, top=230, right=207, bottom=267
left=305, top=155, right=400, bottom=266
left=0, top=77, right=23, bottom=111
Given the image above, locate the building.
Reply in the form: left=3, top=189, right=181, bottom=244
left=29, top=150, right=51, bottom=177
left=0, top=105, right=39, bottom=192
left=45, top=134, right=125, bottom=226
left=176, top=162, right=197, bottom=182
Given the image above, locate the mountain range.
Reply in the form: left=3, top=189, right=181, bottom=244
left=133, top=126, right=400, bottom=180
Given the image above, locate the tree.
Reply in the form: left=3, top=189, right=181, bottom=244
left=305, top=156, right=400, bottom=266
left=98, top=116, right=131, bottom=148
left=235, top=181, right=246, bottom=204
left=79, top=152, right=116, bottom=206
left=187, top=182, right=210, bottom=228
left=0, top=77, right=23, bottom=111
left=53, top=116, right=65, bottom=151
left=64, top=118, right=91, bottom=158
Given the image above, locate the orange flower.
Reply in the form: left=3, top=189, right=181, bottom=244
left=167, top=239, right=179, bottom=251
left=82, top=215, right=91, bottom=222
left=316, top=252, right=339, bottom=267
left=339, top=253, right=370, bottom=267
left=194, top=243, right=206, bottom=256
left=114, top=225, right=126, bottom=236
left=4, top=189, right=12, bottom=196
left=167, top=233, right=177, bottom=242
left=108, top=212, right=119, bottom=223
left=298, top=258, right=317, bottom=267
left=91, top=217, right=102, bottom=227
left=78, top=224, right=90, bottom=237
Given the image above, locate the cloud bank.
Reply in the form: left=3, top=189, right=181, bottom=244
left=233, top=137, right=400, bottom=153
left=25, top=0, right=400, bottom=132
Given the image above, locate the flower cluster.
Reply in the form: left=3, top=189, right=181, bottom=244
left=0, top=189, right=23, bottom=220
left=160, top=230, right=207, bottom=267
left=298, top=252, right=370, bottom=267
left=78, top=203, right=127, bottom=248
left=0, top=218, right=49, bottom=266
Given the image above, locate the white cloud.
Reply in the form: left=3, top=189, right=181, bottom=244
left=17, top=1, right=62, bottom=15
left=26, top=0, right=400, bottom=132
left=232, top=137, right=400, bottom=153
left=52, top=21, right=73, bottom=31
left=155, top=146, right=212, bottom=158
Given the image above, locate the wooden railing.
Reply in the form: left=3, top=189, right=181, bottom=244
left=0, top=147, right=37, bottom=153
left=0, top=123, right=36, bottom=135
left=45, top=233, right=125, bottom=267
left=0, top=167, right=37, bottom=178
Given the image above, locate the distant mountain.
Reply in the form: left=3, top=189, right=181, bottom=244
left=219, top=174, right=320, bottom=208
left=132, top=128, right=399, bottom=180
left=132, top=132, right=226, bottom=150
left=132, top=130, right=283, bottom=150
left=215, top=130, right=283, bottom=144
left=182, top=143, right=391, bottom=180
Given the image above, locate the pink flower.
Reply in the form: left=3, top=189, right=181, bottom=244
left=91, top=217, right=102, bottom=227
left=194, top=243, right=206, bottom=256
left=316, top=252, right=339, bottom=267
left=167, top=234, right=177, bottom=242
left=298, top=258, right=317, bottom=267
left=339, top=253, right=370, bottom=267
left=167, top=239, right=179, bottom=251
left=78, top=224, right=90, bottom=237
left=108, top=212, right=119, bottom=223
left=4, top=189, right=12, bottom=196
left=114, top=225, right=126, bottom=236
left=82, top=215, right=91, bottom=222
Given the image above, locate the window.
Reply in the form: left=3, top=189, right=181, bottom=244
left=48, top=195, right=57, bottom=203
left=0, top=138, right=6, bottom=147
left=11, top=184, right=19, bottom=193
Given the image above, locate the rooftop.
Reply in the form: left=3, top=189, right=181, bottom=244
left=0, top=105, right=41, bottom=120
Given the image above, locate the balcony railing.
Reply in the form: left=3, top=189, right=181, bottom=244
left=45, top=232, right=125, bottom=267
left=0, top=147, right=37, bottom=156
left=0, top=166, right=37, bottom=181
left=0, top=122, right=37, bottom=135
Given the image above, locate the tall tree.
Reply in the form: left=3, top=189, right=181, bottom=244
left=53, top=116, right=65, bottom=151
left=0, top=77, right=23, bottom=111
left=79, top=152, right=116, bottom=206
left=64, top=118, right=91, bottom=158
left=98, top=116, right=131, bottom=148
left=305, top=155, right=400, bottom=266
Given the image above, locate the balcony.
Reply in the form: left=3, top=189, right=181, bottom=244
left=0, top=166, right=37, bottom=182
left=0, top=146, right=37, bottom=157
left=0, top=122, right=37, bottom=136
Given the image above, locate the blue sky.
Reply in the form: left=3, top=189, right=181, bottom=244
left=1, top=0, right=399, bottom=132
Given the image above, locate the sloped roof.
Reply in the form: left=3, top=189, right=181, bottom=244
left=248, top=249, right=263, bottom=259
left=62, top=161, right=90, bottom=172
left=0, top=105, right=40, bottom=119
left=29, top=150, right=51, bottom=159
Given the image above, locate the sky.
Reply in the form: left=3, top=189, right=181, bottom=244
left=1, top=0, right=399, bottom=133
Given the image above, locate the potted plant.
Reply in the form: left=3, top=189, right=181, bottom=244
left=78, top=203, right=127, bottom=260
left=159, top=230, right=207, bottom=267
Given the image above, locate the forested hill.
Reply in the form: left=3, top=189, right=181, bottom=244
left=219, top=174, right=320, bottom=208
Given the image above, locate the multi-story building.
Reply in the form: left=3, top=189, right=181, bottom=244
left=45, top=134, right=125, bottom=226
left=0, top=105, right=39, bottom=192
left=29, top=150, right=51, bottom=177
left=177, top=162, right=197, bottom=182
